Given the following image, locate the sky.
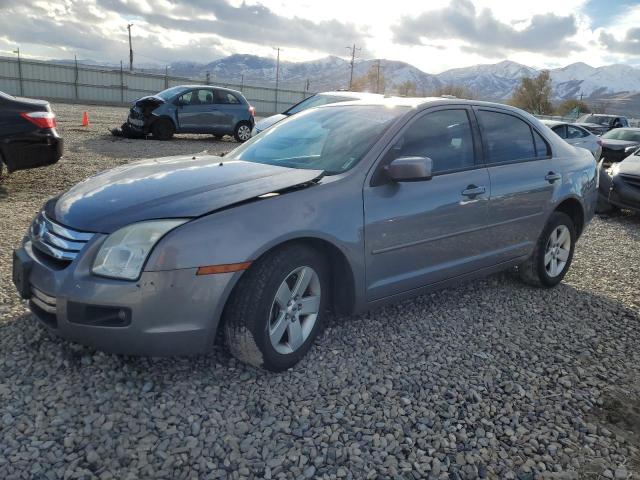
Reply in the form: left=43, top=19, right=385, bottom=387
left=1, top=0, right=640, bottom=73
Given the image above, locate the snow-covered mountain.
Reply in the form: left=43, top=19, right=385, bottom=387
left=436, top=60, right=538, bottom=99
left=151, top=55, right=640, bottom=106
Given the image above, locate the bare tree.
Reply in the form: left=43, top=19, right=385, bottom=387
left=432, top=84, right=476, bottom=99
left=556, top=99, right=591, bottom=117
left=510, top=70, right=553, bottom=115
left=351, top=64, right=386, bottom=94
left=397, top=80, right=418, bottom=97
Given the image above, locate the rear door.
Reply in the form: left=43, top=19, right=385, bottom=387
left=363, top=106, right=492, bottom=300
left=475, top=108, right=557, bottom=262
left=213, top=90, right=245, bottom=132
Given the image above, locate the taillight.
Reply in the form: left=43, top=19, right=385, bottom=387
left=248, top=106, right=255, bottom=117
left=20, top=111, right=57, bottom=129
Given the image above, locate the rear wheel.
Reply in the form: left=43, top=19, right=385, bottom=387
left=223, top=244, right=328, bottom=371
left=234, top=122, right=252, bottom=143
left=152, top=118, right=175, bottom=140
left=519, top=212, right=576, bottom=288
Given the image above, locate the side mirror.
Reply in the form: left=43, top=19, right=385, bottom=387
left=385, top=156, right=433, bottom=182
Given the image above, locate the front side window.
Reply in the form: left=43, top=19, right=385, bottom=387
left=225, top=105, right=405, bottom=174
left=477, top=110, right=536, bottom=163
left=567, top=125, right=587, bottom=139
left=392, top=109, right=475, bottom=174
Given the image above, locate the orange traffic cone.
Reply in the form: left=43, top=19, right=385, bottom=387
left=81, top=111, right=89, bottom=127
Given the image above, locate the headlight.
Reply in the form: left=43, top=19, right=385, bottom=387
left=606, top=162, right=621, bottom=177
left=92, top=219, right=187, bottom=280
left=625, top=145, right=638, bottom=154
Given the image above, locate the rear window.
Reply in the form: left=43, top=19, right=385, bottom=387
left=477, top=110, right=538, bottom=163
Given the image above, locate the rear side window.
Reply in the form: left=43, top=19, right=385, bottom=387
left=533, top=130, right=550, bottom=158
left=394, top=109, right=475, bottom=174
left=552, top=125, right=567, bottom=139
left=216, top=91, right=241, bottom=104
left=477, top=110, right=539, bottom=163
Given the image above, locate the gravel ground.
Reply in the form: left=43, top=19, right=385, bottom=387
left=1, top=103, right=640, bottom=480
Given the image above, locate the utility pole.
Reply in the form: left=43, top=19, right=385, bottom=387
left=127, top=23, right=133, bottom=71
left=13, top=47, right=23, bottom=96
left=273, top=47, right=281, bottom=113
left=375, top=60, right=381, bottom=94
left=345, top=44, right=360, bottom=90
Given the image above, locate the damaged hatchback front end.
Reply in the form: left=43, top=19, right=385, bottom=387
left=112, top=95, right=166, bottom=139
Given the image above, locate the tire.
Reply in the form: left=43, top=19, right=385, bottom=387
left=233, top=122, right=252, bottom=143
left=223, top=244, right=329, bottom=371
left=151, top=118, right=175, bottom=140
left=519, top=211, right=576, bottom=288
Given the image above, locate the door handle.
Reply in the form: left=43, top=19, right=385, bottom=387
left=461, top=185, right=486, bottom=197
left=545, top=172, right=562, bottom=183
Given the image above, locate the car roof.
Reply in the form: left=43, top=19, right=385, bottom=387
left=315, top=96, right=540, bottom=114
left=316, top=91, right=384, bottom=98
left=609, top=127, right=640, bottom=131
left=174, top=84, right=245, bottom=97
left=541, top=120, right=563, bottom=126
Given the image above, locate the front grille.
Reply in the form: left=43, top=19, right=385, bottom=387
left=620, top=174, right=640, bottom=190
left=30, top=213, right=94, bottom=263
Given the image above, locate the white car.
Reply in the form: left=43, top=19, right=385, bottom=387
left=542, top=120, right=602, bottom=159
left=252, top=91, right=383, bottom=136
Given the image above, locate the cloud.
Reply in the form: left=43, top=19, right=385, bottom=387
left=96, top=0, right=367, bottom=54
left=391, top=0, right=581, bottom=57
left=599, top=29, right=640, bottom=55
left=0, top=0, right=366, bottom=63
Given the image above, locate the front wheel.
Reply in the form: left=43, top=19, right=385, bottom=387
left=233, top=122, right=252, bottom=143
left=152, top=118, right=175, bottom=140
left=519, top=211, right=576, bottom=288
left=223, top=245, right=328, bottom=371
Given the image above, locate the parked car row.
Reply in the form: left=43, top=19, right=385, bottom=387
left=576, top=114, right=629, bottom=136
left=13, top=96, right=598, bottom=370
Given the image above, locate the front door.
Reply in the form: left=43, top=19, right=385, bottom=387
left=176, top=89, right=223, bottom=133
left=474, top=108, right=557, bottom=262
left=363, top=107, right=491, bottom=301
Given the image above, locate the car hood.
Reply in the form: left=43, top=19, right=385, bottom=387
left=254, top=114, right=287, bottom=132
left=46, top=155, right=323, bottom=233
left=618, top=155, right=640, bottom=176
left=601, top=139, right=640, bottom=149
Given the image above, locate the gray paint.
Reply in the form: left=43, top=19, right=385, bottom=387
left=17, top=97, right=598, bottom=356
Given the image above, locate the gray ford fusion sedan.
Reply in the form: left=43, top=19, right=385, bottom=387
left=13, top=97, right=597, bottom=371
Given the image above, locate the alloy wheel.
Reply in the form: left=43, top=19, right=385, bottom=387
left=544, top=225, right=571, bottom=277
left=268, top=266, right=321, bottom=355
left=237, top=125, right=251, bottom=141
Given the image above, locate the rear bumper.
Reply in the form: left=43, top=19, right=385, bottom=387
left=2, top=129, right=63, bottom=172
left=13, top=240, right=234, bottom=356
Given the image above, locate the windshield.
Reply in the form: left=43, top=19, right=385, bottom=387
left=578, top=115, right=612, bottom=126
left=601, top=129, right=640, bottom=142
left=155, top=86, right=189, bottom=101
left=285, top=94, right=351, bottom=115
left=226, top=105, right=406, bottom=174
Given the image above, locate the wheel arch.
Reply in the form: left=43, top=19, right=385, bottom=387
left=226, top=236, right=357, bottom=319
left=554, top=197, right=585, bottom=238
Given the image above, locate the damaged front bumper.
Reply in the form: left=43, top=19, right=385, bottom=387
left=599, top=167, right=640, bottom=212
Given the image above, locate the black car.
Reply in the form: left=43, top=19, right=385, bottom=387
left=0, top=91, right=63, bottom=176
left=598, top=154, right=640, bottom=213
left=575, top=114, right=628, bottom=136
left=599, top=128, right=640, bottom=165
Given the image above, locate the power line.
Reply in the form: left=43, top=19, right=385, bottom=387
left=345, top=44, right=361, bottom=90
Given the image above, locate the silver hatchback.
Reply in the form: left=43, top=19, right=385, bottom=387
left=13, top=97, right=598, bottom=371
